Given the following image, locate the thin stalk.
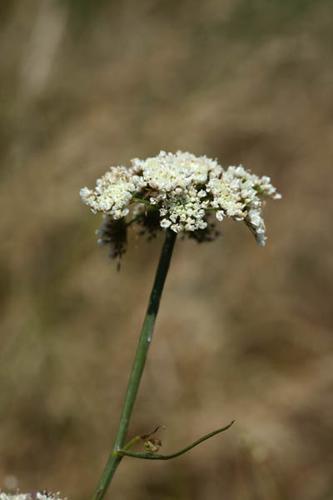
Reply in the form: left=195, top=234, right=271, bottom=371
left=117, top=421, right=235, bottom=460
left=92, top=229, right=177, bottom=500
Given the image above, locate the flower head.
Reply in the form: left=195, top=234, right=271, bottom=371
left=80, top=151, right=281, bottom=258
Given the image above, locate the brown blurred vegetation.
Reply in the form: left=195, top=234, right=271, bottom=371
left=0, top=0, right=333, bottom=499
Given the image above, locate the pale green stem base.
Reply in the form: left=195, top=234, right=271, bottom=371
left=92, top=229, right=177, bottom=500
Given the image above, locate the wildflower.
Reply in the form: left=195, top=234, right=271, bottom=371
left=0, top=495, right=31, bottom=500
left=80, top=151, right=281, bottom=257
left=36, top=492, right=65, bottom=500
left=0, top=493, right=65, bottom=500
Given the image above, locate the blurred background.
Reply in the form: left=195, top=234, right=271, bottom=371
left=0, top=1, right=332, bottom=499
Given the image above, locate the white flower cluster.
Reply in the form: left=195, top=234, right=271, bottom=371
left=0, top=493, right=65, bottom=500
left=35, top=494, right=64, bottom=500
left=80, top=151, right=281, bottom=245
left=0, top=495, right=29, bottom=500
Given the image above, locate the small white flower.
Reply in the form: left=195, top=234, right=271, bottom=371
left=160, top=219, right=172, bottom=228
left=216, top=211, right=224, bottom=222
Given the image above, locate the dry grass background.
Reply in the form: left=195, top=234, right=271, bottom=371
left=0, top=1, right=333, bottom=499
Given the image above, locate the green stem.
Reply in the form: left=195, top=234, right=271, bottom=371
left=92, top=229, right=177, bottom=500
